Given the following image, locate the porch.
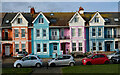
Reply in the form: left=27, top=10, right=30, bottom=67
left=2, top=42, right=13, bottom=56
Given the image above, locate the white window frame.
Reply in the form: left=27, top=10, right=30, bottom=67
left=17, top=18, right=22, bottom=24
left=72, top=28, right=76, bottom=37
left=39, top=18, right=44, bottom=24
left=15, top=29, right=19, bottom=38
left=37, top=43, right=41, bottom=53
left=93, top=42, right=96, bottom=51
left=78, top=28, right=82, bottom=37
left=43, top=43, right=47, bottom=52
left=36, top=29, right=40, bottom=38
left=99, top=42, right=102, bottom=50
left=92, top=28, right=96, bottom=37
left=22, top=44, right=26, bottom=51
left=98, top=28, right=102, bottom=37
left=21, top=29, right=25, bottom=38
left=15, top=44, right=19, bottom=52
left=79, top=42, right=82, bottom=51
left=95, top=17, right=99, bottom=23
left=43, top=29, right=46, bottom=37
left=72, top=43, right=76, bottom=51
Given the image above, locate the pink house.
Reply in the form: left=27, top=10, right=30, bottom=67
left=69, top=7, right=86, bottom=55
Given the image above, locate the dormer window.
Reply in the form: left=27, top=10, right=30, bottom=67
left=17, top=18, right=22, bottom=24
left=114, top=18, right=119, bottom=22
left=39, top=18, right=44, bottom=23
left=95, top=17, right=99, bottom=23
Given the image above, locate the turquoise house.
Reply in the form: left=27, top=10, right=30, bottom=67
left=32, top=12, right=50, bottom=58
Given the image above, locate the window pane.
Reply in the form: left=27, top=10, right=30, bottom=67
left=15, top=29, right=19, bottom=37
left=72, top=28, right=75, bottom=37
left=36, top=29, right=40, bottom=37
left=43, top=29, right=46, bottom=37
left=37, top=44, right=40, bottom=52
left=115, top=41, right=118, bottom=49
left=21, top=29, right=25, bottom=37
left=93, top=42, right=96, bottom=50
left=39, top=18, right=44, bottom=23
left=18, top=18, right=22, bottom=24
left=78, top=28, right=82, bottom=36
left=43, top=44, right=47, bottom=52
left=53, top=43, right=57, bottom=50
left=79, top=43, right=82, bottom=51
left=22, top=44, right=26, bottom=51
left=92, top=28, right=96, bottom=36
left=15, top=44, right=19, bottom=52
left=72, top=43, right=76, bottom=51
left=98, top=28, right=102, bottom=36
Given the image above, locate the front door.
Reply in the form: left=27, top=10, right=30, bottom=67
left=62, top=43, right=66, bottom=54
left=107, top=43, right=110, bottom=51
left=5, top=46, right=10, bottom=56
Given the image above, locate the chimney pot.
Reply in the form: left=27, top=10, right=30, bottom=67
left=78, top=6, right=84, bottom=14
left=30, top=7, right=35, bottom=14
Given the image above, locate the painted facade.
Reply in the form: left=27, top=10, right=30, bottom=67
left=1, top=7, right=120, bottom=58
left=69, top=12, right=86, bottom=54
left=32, top=12, right=50, bottom=58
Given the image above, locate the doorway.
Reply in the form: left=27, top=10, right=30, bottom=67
left=5, top=46, right=10, bottom=56
left=107, top=43, right=110, bottom=51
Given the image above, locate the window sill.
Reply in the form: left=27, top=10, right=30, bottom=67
left=39, top=23, right=44, bottom=24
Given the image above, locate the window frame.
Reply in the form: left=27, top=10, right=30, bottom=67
left=98, top=28, right=102, bottom=37
left=72, top=28, right=76, bottom=37
left=78, top=28, right=82, bottom=37
left=72, top=43, right=76, bottom=51
left=36, top=29, right=40, bottom=38
left=17, top=18, right=22, bottom=24
left=37, top=43, right=41, bottom=52
left=15, top=44, right=19, bottom=52
left=43, top=43, right=47, bottom=52
left=79, top=42, right=82, bottom=51
left=15, top=29, right=19, bottom=38
left=43, top=29, right=46, bottom=37
left=99, top=42, right=102, bottom=50
left=95, top=17, right=99, bottom=23
left=39, top=18, right=44, bottom=24
left=93, top=42, right=96, bottom=51
left=92, top=28, right=96, bottom=37
left=21, top=29, right=25, bottom=38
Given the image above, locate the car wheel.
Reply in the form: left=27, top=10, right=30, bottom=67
left=86, top=62, right=92, bottom=65
left=36, top=63, right=41, bottom=68
left=69, top=62, right=74, bottom=66
left=104, top=61, right=109, bottom=64
left=50, top=63, right=56, bottom=67
left=16, top=64, right=22, bottom=68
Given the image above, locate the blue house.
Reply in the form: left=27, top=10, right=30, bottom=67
left=32, top=12, right=50, bottom=58
left=89, top=12, right=105, bottom=52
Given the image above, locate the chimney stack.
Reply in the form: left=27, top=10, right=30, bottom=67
left=78, top=6, right=84, bottom=14
left=30, top=7, right=35, bottom=15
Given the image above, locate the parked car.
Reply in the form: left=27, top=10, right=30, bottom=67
left=14, top=55, right=42, bottom=68
left=82, top=54, right=110, bottom=65
left=16, top=51, right=28, bottom=58
left=107, top=51, right=120, bottom=60
left=48, top=55, right=75, bottom=67
left=112, top=56, right=120, bottom=64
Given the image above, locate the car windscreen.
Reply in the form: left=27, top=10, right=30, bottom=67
left=87, top=55, right=93, bottom=58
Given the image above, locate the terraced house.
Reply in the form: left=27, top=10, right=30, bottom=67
left=1, top=7, right=120, bottom=58
left=1, top=12, right=33, bottom=56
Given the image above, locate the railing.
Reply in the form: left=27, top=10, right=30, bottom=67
left=105, top=35, right=120, bottom=38
left=50, top=36, right=59, bottom=40
left=2, top=37, right=12, bottom=41
left=60, top=36, right=70, bottom=40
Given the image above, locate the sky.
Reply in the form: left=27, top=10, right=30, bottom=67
left=1, top=2, right=119, bottom=12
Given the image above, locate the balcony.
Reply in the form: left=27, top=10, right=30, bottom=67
left=50, top=36, right=59, bottom=40
left=60, top=36, right=70, bottom=40
left=105, top=35, right=120, bottom=38
left=2, top=37, right=12, bottom=41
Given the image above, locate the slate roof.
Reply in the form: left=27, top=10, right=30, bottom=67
left=1, top=12, right=120, bottom=27
left=0, top=13, right=6, bottom=26
left=1, top=13, right=33, bottom=27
